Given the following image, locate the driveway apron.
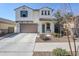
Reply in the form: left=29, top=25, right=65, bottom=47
left=0, top=33, right=37, bottom=56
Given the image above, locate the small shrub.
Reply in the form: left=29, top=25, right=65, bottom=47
left=52, top=33, right=61, bottom=38
left=52, top=48, right=70, bottom=56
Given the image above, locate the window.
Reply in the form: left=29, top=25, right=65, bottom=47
left=48, top=11, right=50, bottom=15
left=41, top=10, right=50, bottom=15
left=20, top=11, right=28, bottom=17
left=45, top=10, right=47, bottom=15
left=41, top=11, right=43, bottom=15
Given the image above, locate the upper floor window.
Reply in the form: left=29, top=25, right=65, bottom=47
left=45, top=10, right=47, bottom=15
left=41, top=10, right=50, bottom=15
left=20, top=11, right=28, bottom=17
left=41, top=11, right=44, bottom=15
left=48, top=11, right=50, bottom=15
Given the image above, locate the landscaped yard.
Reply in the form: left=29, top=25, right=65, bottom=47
left=36, top=34, right=74, bottom=42
left=34, top=34, right=79, bottom=56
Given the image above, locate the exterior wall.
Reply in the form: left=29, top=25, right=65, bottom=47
left=38, top=22, right=42, bottom=33
left=15, top=21, right=54, bottom=33
left=15, top=6, right=54, bottom=22
left=0, top=22, right=15, bottom=36
left=15, top=6, right=34, bottom=21
left=75, top=17, right=79, bottom=36
left=39, top=8, right=53, bottom=18
left=0, top=23, right=15, bottom=29
left=15, top=6, right=55, bottom=33
left=51, top=23, right=54, bottom=33
left=63, top=21, right=75, bottom=36
left=15, top=23, right=20, bottom=33
left=32, top=11, right=39, bottom=22
left=38, top=21, right=54, bottom=33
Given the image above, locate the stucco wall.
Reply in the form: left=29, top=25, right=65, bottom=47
left=38, top=21, right=54, bottom=33
left=39, top=8, right=53, bottom=18
left=0, top=23, right=15, bottom=29
left=0, top=22, right=15, bottom=35
left=15, top=6, right=54, bottom=22
left=15, top=6, right=55, bottom=33
left=15, top=6, right=34, bottom=21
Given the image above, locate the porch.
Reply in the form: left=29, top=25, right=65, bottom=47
left=38, top=18, right=54, bottom=33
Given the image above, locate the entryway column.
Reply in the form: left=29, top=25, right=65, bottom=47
left=45, top=24, right=47, bottom=33
left=15, top=23, right=20, bottom=33
left=38, top=23, right=42, bottom=33
left=51, top=23, right=54, bottom=33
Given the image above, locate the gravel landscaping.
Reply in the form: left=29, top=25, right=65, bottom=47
left=34, top=34, right=79, bottom=56
left=33, top=51, right=52, bottom=56
left=36, top=34, right=74, bottom=42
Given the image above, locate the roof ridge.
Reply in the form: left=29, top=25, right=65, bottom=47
left=15, top=5, right=53, bottom=11
left=0, top=17, right=15, bottom=24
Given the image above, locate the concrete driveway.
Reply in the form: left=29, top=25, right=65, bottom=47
left=0, top=33, right=37, bottom=56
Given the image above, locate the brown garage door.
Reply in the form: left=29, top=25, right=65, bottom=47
left=20, top=24, right=38, bottom=33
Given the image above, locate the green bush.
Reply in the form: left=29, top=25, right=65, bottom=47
left=52, top=48, right=70, bottom=56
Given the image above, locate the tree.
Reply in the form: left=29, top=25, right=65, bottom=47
left=54, top=11, right=75, bottom=55
left=54, top=11, right=64, bottom=36
left=64, top=13, right=77, bottom=56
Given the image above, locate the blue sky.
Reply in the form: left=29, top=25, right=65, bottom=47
left=0, top=3, right=79, bottom=21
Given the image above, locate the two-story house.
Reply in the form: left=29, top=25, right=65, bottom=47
left=15, top=5, right=55, bottom=33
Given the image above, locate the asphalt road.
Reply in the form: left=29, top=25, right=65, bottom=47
left=0, top=33, right=37, bottom=56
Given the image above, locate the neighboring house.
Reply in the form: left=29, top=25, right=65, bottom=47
left=63, top=17, right=76, bottom=36
left=0, top=18, right=15, bottom=36
left=74, top=16, right=79, bottom=37
left=15, top=5, right=55, bottom=33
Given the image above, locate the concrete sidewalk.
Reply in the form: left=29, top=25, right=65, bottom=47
left=34, top=42, right=79, bottom=51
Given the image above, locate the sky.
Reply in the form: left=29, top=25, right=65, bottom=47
left=0, top=3, right=79, bottom=21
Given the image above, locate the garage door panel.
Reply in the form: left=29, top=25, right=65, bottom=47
left=20, top=24, right=37, bottom=33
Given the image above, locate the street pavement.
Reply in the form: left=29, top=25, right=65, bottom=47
left=0, top=33, right=37, bottom=56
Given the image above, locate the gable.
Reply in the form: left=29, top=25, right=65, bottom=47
left=15, top=5, right=33, bottom=11
left=40, top=7, right=53, bottom=11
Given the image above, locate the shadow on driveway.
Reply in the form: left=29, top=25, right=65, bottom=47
left=7, top=33, right=19, bottom=38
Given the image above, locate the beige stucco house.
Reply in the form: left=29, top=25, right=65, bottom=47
left=74, top=16, right=79, bottom=36
left=15, top=5, right=55, bottom=33
left=0, top=18, right=15, bottom=36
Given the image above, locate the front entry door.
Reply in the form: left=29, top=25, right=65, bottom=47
left=46, top=23, right=50, bottom=30
left=42, top=24, right=45, bottom=33
left=46, top=23, right=51, bottom=32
